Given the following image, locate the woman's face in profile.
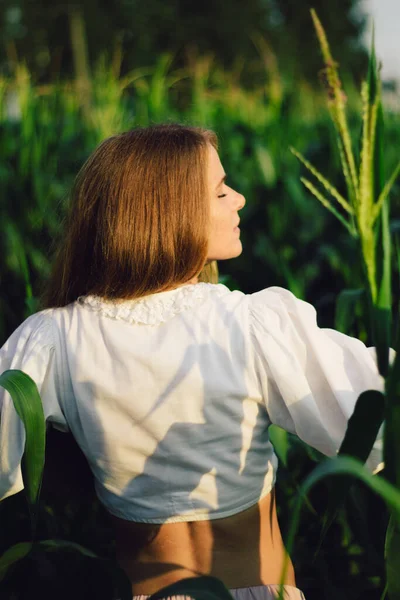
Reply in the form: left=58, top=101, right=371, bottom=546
left=207, top=145, right=245, bottom=261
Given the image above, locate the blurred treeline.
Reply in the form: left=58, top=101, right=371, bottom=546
left=1, top=0, right=368, bottom=85
left=1, top=1, right=400, bottom=598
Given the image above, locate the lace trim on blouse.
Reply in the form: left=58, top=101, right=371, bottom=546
left=77, top=283, right=228, bottom=325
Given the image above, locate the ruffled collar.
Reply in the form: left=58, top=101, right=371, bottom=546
left=77, top=283, right=229, bottom=325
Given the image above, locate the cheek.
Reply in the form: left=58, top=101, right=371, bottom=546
left=211, top=205, right=229, bottom=230
left=212, top=215, right=225, bottom=234
left=209, top=219, right=229, bottom=248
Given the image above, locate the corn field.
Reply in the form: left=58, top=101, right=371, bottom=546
left=1, top=13, right=400, bottom=600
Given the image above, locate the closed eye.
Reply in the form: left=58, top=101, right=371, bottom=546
left=216, top=174, right=227, bottom=198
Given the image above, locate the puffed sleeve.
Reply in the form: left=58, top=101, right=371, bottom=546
left=249, top=287, right=386, bottom=473
left=0, top=311, right=68, bottom=501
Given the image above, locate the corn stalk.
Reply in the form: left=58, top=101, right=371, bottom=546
left=288, top=11, right=400, bottom=600
left=291, top=12, right=400, bottom=377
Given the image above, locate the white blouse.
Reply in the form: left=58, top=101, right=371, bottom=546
left=0, top=283, right=384, bottom=523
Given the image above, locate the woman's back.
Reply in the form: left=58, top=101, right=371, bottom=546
left=19, top=282, right=277, bottom=524
left=110, top=489, right=297, bottom=595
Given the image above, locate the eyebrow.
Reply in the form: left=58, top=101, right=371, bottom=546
left=216, top=174, right=227, bottom=188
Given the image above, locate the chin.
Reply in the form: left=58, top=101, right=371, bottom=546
left=231, top=239, right=243, bottom=257
left=210, top=243, right=243, bottom=261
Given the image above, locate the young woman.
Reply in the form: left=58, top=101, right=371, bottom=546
left=0, top=124, right=384, bottom=600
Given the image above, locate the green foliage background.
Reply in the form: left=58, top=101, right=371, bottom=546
left=0, top=0, right=368, bottom=85
left=1, top=48, right=400, bottom=599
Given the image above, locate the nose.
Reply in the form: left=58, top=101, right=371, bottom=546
left=236, top=192, right=246, bottom=211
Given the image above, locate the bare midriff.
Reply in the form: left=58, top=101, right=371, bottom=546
left=110, top=489, right=296, bottom=596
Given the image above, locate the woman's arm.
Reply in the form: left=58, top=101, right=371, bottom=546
left=248, top=286, right=387, bottom=472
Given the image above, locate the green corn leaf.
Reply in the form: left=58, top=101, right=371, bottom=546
left=384, top=350, right=400, bottom=488
left=38, top=540, right=98, bottom=557
left=290, top=147, right=353, bottom=214
left=0, top=370, right=45, bottom=535
left=106, top=559, right=134, bottom=600
left=334, top=288, right=365, bottom=334
left=0, top=541, right=132, bottom=600
left=380, top=188, right=400, bottom=487
left=5, top=223, right=33, bottom=302
left=372, top=306, right=392, bottom=379
left=372, top=75, right=392, bottom=376
left=0, top=542, right=32, bottom=583
left=385, top=513, right=400, bottom=600
left=373, top=160, right=400, bottom=224
left=269, top=425, right=288, bottom=468
left=394, top=230, right=400, bottom=351
left=278, top=455, right=400, bottom=600
left=339, top=390, right=385, bottom=462
left=316, top=390, right=385, bottom=549
left=255, top=144, right=277, bottom=188
left=373, top=198, right=392, bottom=377
left=300, top=177, right=354, bottom=235
left=38, top=542, right=131, bottom=600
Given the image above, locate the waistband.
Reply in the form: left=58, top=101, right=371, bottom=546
left=134, top=578, right=306, bottom=600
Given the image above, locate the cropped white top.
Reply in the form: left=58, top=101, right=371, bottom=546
left=0, top=283, right=384, bottom=523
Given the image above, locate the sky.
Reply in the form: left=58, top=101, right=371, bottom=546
left=361, top=0, right=400, bottom=80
